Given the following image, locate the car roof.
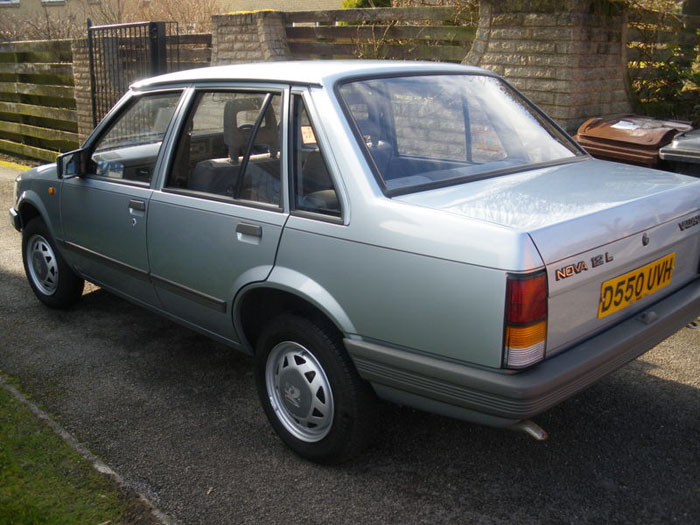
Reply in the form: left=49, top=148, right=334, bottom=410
left=131, top=60, right=493, bottom=90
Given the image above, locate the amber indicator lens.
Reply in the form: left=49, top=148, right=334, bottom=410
left=505, top=321, right=547, bottom=348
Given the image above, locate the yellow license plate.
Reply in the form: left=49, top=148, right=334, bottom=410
left=598, top=253, right=675, bottom=319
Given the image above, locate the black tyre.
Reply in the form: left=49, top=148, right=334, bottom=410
left=254, top=314, right=376, bottom=464
left=22, top=216, right=84, bottom=309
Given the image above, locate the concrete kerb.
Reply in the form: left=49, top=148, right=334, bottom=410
left=0, top=375, right=177, bottom=525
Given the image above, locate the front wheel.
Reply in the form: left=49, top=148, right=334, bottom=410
left=22, top=217, right=84, bottom=309
left=254, top=314, right=376, bottom=464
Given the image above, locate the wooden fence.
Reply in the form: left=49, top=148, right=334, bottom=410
left=0, top=33, right=210, bottom=164
left=626, top=8, right=700, bottom=118
left=0, top=39, right=78, bottom=163
left=285, top=7, right=478, bottom=63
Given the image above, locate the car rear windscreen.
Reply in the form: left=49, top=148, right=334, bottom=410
left=337, top=74, right=584, bottom=195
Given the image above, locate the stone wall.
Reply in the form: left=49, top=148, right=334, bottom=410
left=71, top=39, right=93, bottom=145
left=211, top=10, right=291, bottom=65
left=464, top=0, right=632, bottom=132
left=393, top=94, right=469, bottom=161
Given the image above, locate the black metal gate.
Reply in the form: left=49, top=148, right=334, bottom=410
left=88, top=21, right=179, bottom=126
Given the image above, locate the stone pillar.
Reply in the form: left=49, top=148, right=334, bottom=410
left=211, top=10, right=292, bottom=66
left=71, top=38, right=94, bottom=145
left=680, top=1, right=700, bottom=71
left=464, top=0, right=632, bottom=132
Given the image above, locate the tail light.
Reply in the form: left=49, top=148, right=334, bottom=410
left=503, top=271, right=547, bottom=369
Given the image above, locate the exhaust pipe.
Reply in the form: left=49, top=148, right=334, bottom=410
left=510, top=420, right=548, bottom=441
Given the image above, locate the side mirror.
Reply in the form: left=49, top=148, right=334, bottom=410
left=57, top=148, right=89, bottom=179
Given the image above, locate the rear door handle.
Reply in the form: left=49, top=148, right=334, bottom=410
left=236, top=223, right=262, bottom=238
left=129, top=199, right=146, bottom=211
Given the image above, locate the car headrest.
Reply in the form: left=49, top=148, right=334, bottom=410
left=224, top=97, right=278, bottom=162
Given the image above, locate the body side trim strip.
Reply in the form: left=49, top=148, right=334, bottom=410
left=62, top=241, right=150, bottom=282
left=150, top=274, right=227, bottom=313
left=62, top=241, right=228, bottom=313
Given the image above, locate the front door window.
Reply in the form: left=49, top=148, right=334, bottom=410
left=91, top=93, right=182, bottom=184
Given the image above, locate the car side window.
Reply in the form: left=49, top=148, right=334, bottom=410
left=91, top=92, right=181, bottom=184
left=166, top=91, right=282, bottom=207
left=291, top=96, right=341, bottom=218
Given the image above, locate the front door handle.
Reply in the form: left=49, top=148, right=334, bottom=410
left=129, top=199, right=146, bottom=211
left=236, top=223, right=262, bottom=238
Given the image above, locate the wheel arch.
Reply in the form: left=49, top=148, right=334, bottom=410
left=17, top=192, right=55, bottom=238
left=233, top=267, right=357, bottom=353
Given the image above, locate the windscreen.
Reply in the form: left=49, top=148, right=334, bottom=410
left=338, top=74, right=583, bottom=194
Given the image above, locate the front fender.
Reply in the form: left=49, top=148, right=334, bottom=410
left=16, top=190, right=61, bottom=241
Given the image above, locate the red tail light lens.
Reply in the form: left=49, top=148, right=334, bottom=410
left=506, top=273, right=547, bottom=323
left=504, top=271, right=548, bottom=369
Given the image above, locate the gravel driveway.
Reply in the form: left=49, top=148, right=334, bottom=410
left=1, top=166, right=699, bottom=524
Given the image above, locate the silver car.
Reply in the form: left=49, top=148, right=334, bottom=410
left=9, top=61, right=700, bottom=463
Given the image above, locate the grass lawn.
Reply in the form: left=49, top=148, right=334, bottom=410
left=0, top=381, right=157, bottom=524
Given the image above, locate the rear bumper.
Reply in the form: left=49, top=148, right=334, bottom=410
left=9, top=207, right=21, bottom=232
left=345, top=278, right=700, bottom=426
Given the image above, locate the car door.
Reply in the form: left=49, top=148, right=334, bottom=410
left=147, top=86, right=288, bottom=342
left=61, top=90, right=183, bottom=306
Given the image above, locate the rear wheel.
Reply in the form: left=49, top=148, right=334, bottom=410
left=22, top=217, right=84, bottom=309
left=254, top=314, right=376, bottom=463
